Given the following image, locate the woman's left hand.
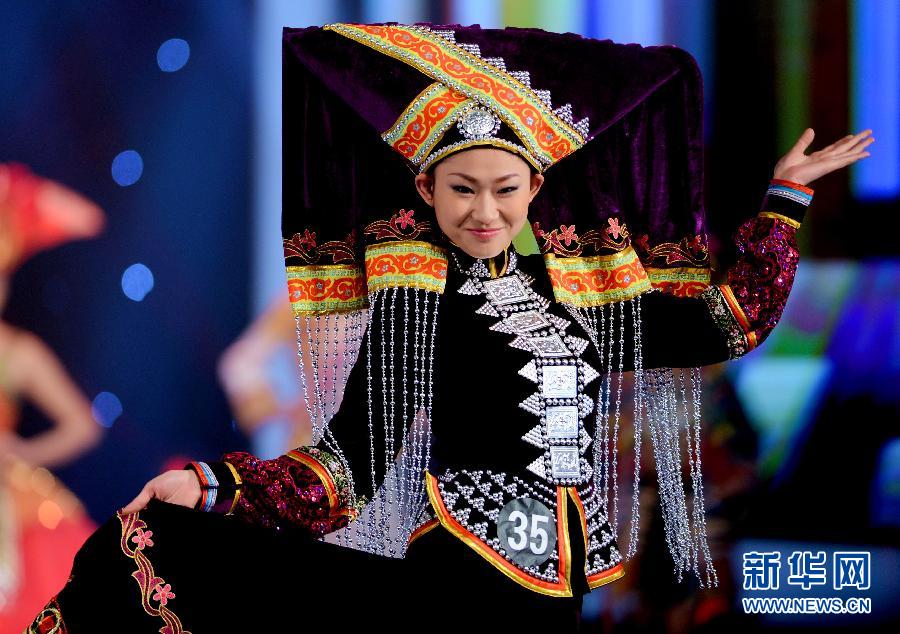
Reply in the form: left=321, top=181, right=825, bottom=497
left=773, top=128, right=874, bottom=186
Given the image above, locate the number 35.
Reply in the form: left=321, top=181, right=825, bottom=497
left=507, top=510, right=550, bottom=555
left=497, top=497, right=557, bottom=566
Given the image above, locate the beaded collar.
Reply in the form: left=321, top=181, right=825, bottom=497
left=447, top=240, right=518, bottom=280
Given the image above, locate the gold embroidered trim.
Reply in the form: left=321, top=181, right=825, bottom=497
left=759, top=210, right=801, bottom=229
left=587, top=561, right=626, bottom=589
left=419, top=136, right=542, bottom=173
left=719, top=284, right=757, bottom=349
left=364, top=208, right=434, bottom=243
left=25, top=597, right=68, bottom=634
left=286, top=264, right=368, bottom=316
left=566, top=488, right=589, bottom=572
left=566, top=487, right=626, bottom=588
left=288, top=447, right=361, bottom=519
left=633, top=233, right=709, bottom=268
left=425, top=470, right=575, bottom=597
left=364, top=240, right=448, bottom=293
left=223, top=461, right=242, bottom=515
left=533, top=217, right=631, bottom=258
left=699, top=284, right=752, bottom=358
left=646, top=266, right=711, bottom=297
left=382, top=82, right=470, bottom=164
left=323, top=23, right=585, bottom=169
left=543, top=245, right=652, bottom=307
left=407, top=518, right=441, bottom=547
left=117, top=510, right=192, bottom=633
left=283, top=227, right=358, bottom=265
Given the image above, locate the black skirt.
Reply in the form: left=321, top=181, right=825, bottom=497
left=27, top=499, right=584, bottom=633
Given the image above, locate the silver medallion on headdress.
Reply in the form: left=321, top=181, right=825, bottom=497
left=418, top=101, right=542, bottom=174
left=457, top=105, right=501, bottom=140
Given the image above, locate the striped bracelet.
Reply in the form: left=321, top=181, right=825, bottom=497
left=188, top=460, right=220, bottom=488
left=767, top=178, right=814, bottom=206
left=197, top=487, right=218, bottom=512
left=186, top=461, right=219, bottom=512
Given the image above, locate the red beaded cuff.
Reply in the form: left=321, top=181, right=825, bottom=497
left=699, top=179, right=807, bottom=358
left=215, top=446, right=361, bottom=536
left=700, top=216, right=801, bottom=357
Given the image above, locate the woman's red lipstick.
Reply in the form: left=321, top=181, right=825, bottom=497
left=467, top=228, right=500, bottom=241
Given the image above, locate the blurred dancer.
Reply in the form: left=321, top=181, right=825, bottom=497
left=218, top=293, right=364, bottom=455
left=0, top=162, right=105, bottom=631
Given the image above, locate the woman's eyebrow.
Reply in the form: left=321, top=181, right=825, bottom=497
left=447, top=172, right=520, bottom=183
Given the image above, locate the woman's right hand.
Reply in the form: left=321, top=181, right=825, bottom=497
left=120, top=469, right=202, bottom=514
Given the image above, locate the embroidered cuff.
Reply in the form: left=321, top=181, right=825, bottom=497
left=219, top=447, right=363, bottom=535
left=184, top=460, right=242, bottom=515
left=286, top=447, right=362, bottom=517
left=759, top=178, right=813, bottom=226
left=698, top=284, right=750, bottom=359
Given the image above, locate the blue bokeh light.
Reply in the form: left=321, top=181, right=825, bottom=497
left=157, top=38, right=190, bottom=72
left=121, top=263, right=154, bottom=301
left=111, top=150, right=143, bottom=186
left=92, top=391, right=123, bottom=428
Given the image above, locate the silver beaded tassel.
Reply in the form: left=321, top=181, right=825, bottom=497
left=567, top=295, right=718, bottom=588
left=297, top=286, right=439, bottom=558
left=294, top=308, right=366, bottom=536
left=294, top=310, right=367, bottom=446
left=565, top=300, right=631, bottom=557
left=643, top=366, right=718, bottom=588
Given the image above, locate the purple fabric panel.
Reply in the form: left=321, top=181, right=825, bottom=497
left=529, top=45, right=706, bottom=250
left=284, top=25, right=430, bottom=134
left=610, top=46, right=706, bottom=243
left=282, top=32, right=430, bottom=263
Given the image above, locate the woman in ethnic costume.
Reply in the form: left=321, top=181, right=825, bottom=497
left=26, top=23, right=872, bottom=633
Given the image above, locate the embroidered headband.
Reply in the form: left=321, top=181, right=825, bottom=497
left=323, top=23, right=591, bottom=174
left=383, top=84, right=544, bottom=173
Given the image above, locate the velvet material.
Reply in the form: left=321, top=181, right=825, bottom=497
left=25, top=500, right=405, bottom=632
left=26, top=499, right=584, bottom=632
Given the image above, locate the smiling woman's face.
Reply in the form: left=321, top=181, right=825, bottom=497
left=414, top=148, right=544, bottom=259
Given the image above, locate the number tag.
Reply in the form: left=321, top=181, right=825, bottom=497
left=497, top=497, right=556, bottom=567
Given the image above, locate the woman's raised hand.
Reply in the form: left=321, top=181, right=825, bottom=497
left=773, top=128, right=874, bottom=186
left=120, top=469, right=203, bottom=514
